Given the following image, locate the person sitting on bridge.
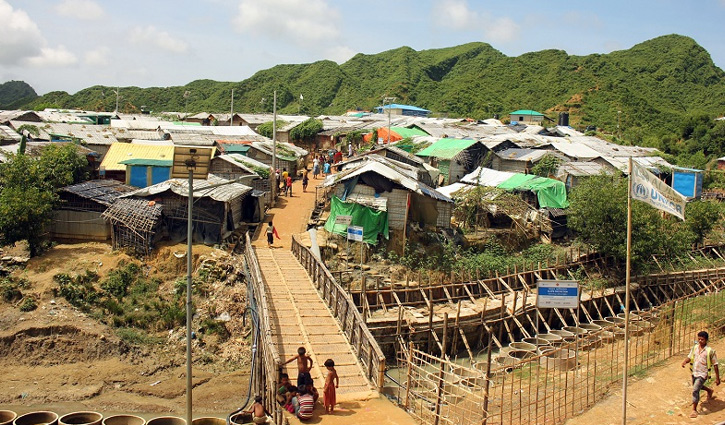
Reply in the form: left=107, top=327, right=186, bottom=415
left=276, top=373, right=293, bottom=405
left=295, top=385, right=314, bottom=421
left=284, top=346, right=314, bottom=388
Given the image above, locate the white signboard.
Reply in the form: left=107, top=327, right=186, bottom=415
left=347, top=226, right=364, bottom=242
left=335, top=215, right=352, bottom=225
left=536, top=280, right=579, bottom=309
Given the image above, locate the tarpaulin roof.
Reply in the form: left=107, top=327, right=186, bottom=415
left=498, top=174, right=569, bottom=208
left=459, top=166, right=569, bottom=209
left=324, top=196, right=389, bottom=244
left=416, top=138, right=479, bottom=159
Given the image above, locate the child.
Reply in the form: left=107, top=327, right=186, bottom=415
left=276, top=373, right=292, bottom=405
left=285, top=175, right=293, bottom=197
left=302, top=171, right=309, bottom=192
left=246, top=395, right=266, bottom=424
left=323, top=358, right=339, bottom=414
left=266, top=221, right=280, bottom=248
left=284, top=346, right=314, bottom=388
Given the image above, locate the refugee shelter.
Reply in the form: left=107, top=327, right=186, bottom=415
left=102, top=198, right=164, bottom=256
left=416, top=138, right=485, bottom=185
left=53, top=180, right=137, bottom=241
left=127, top=175, right=253, bottom=244
left=321, top=156, right=454, bottom=247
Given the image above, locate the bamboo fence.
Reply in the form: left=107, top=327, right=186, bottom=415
left=291, top=233, right=387, bottom=391
left=394, top=268, right=725, bottom=425
left=243, top=232, right=284, bottom=424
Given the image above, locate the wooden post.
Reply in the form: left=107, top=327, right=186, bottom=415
left=433, top=313, right=449, bottom=425
left=482, top=334, right=493, bottom=425
left=428, top=297, right=435, bottom=353
left=404, top=342, right=414, bottom=409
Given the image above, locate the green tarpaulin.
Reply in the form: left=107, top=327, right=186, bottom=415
left=324, top=196, right=389, bottom=244
left=497, top=174, right=569, bottom=208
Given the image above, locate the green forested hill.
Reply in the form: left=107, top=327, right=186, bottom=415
left=0, top=80, right=37, bottom=109
left=17, top=34, right=725, bottom=140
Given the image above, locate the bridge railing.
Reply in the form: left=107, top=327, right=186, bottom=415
left=244, top=232, right=284, bottom=424
left=291, top=234, right=386, bottom=392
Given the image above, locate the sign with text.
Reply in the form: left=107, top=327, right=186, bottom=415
left=335, top=215, right=352, bottom=225
left=347, top=226, right=364, bottom=242
left=536, top=280, right=579, bottom=309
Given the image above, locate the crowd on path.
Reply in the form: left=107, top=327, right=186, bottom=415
left=275, top=347, right=339, bottom=421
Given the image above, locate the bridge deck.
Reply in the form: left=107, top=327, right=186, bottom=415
left=254, top=247, right=372, bottom=395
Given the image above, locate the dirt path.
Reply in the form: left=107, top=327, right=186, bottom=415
left=566, top=338, right=725, bottom=425
left=252, top=177, right=320, bottom=249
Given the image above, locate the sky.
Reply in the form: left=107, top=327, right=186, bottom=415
left=1, top=0, right=724, bottom=96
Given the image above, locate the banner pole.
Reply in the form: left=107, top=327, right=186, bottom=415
left=622, top=157, right=633, bottom=425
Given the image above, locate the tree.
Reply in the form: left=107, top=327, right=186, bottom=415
left=685, top=200, right=722, bottom=246
left=531, top=154, right=562, bottom=177
left=0, top=144, right=88, bottom=256
left=289, top=118, right=323, bottom=142
left=567, top=174, right=695, bottom=274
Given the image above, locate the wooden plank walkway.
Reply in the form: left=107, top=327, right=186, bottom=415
left=254, top=247, right=372, bottom=395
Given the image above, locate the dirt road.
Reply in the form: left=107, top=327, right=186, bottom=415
left=566, top=338, right=725, bottom=425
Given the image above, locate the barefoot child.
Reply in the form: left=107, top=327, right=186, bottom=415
left=284, top=346, right=314, bottom=388
left=266, top=221, right=280, bottom=248
left=323, top=358, right=339, bottom=414
left=245, top=395, right=267, bottom=424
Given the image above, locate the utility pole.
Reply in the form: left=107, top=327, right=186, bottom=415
left=383, top=96, right=396, bottom=144
left=230, top=89, right=234, bottom=126
left=114, top=86, right=120, bottom=114
left=272, top=91, right=277, bottom=200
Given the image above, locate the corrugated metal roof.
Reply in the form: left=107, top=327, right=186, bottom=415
left=0, top=124, right=21, bottom=142
left=416, top=138, right=479, bottom=159
left=602, top=156, right=673, bottom=173
left=100, top=142, right=174, bottom=171
left=321, top=159, right=452, bottom=203
left=214, top=154, right=257, bottom=175
left=548, top=141, right=601, bottom=160
left=557, top=161, right=612, bottom=178
left=224, top=153, right=271, bottom=170
left=61, top=179, right=137, bottom=206
left=126, top=174, right=252, bottom=202
left=13, top=121, right=119, bottom=145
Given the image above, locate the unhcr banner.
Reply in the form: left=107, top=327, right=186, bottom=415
left=631, top=160, right=687, bottom=221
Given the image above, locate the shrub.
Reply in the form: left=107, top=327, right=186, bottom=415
left=19, top=297, right=37, bottom=311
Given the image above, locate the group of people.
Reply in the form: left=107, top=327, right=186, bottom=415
left=275, top=347, right=339, bottom=421
left=312, top=155, right=333, bottom=180
left=275, top=168, right=294, bottom=197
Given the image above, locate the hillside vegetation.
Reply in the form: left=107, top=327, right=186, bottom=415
left=0, top=80, right=37, bottom=109
left=11, top=34, right=725, bottom=140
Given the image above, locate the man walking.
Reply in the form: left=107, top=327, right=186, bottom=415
left=681, top=330, right=720, bottom=418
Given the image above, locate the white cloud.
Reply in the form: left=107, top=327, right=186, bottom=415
left=484, top=17, right=519, bottom=43
left=433, top=0, right=477, bottom=30
left=233, top=0, right=340, bottom=45
left=54, top=0, right=104, bottom=20
left=0, top=0, right=44, bottom=65
left=129, top=26, right=188, bottom=53
left=325, top=45, right=356, bottom=64
left=84, top=46, right=110, bottom=66
left=432, top=0, right=520, bottom=43
left=25, top=45, right=78, bottom=67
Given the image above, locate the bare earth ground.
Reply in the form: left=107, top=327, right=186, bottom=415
left=0, top=241, right=252, bottom=418
left=566, top=338, right=725, bottom=425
